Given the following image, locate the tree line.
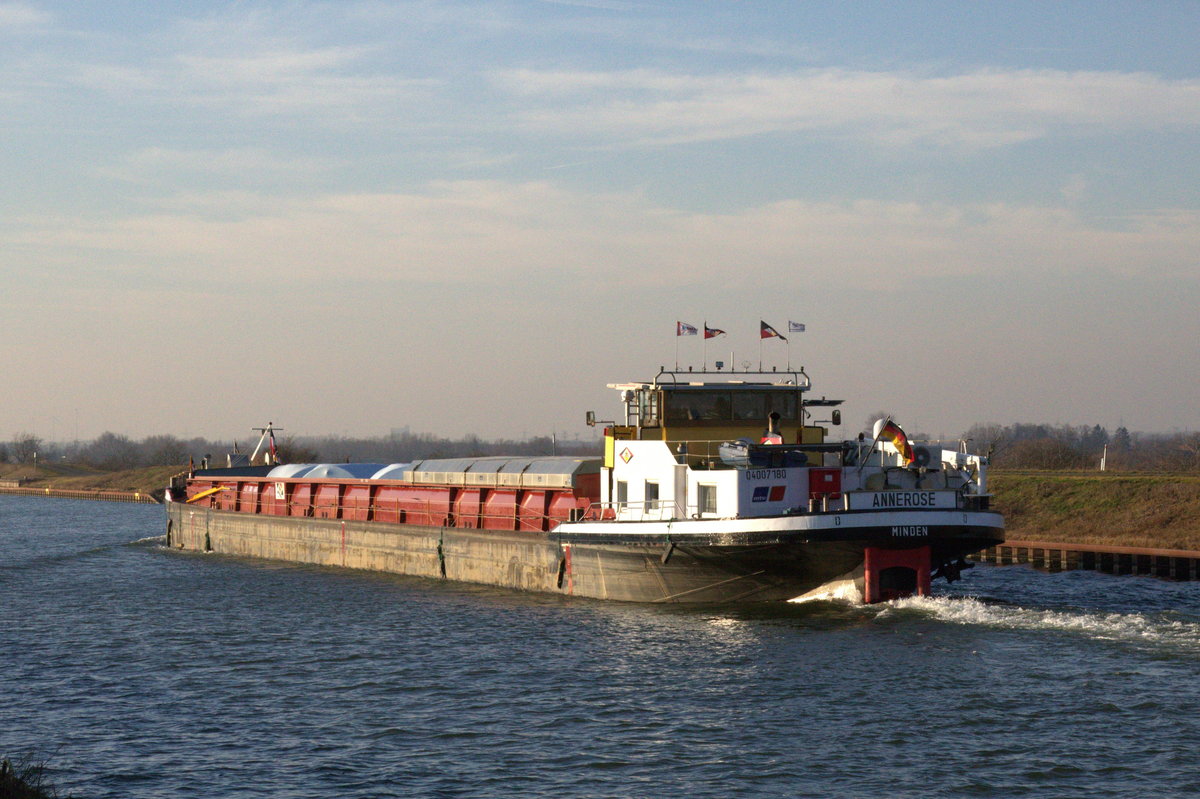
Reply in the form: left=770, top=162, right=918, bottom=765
left=5, top=423, right=1199, bottom=472
left=2, top=430, right=597, bottom=471
left=959, top=422, right=1200, bottom=471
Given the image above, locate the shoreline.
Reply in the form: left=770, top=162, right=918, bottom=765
left=5, top=466, right=1200, bottom=556
left=0, top=485, right=161, bottom=504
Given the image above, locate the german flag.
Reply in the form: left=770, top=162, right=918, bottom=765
left=880, top=419, right=914, bottom=464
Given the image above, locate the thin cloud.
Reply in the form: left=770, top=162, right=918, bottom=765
left=2, top=9, right=438, bottom=121
left=177, top=46, right=372, bottom=84
left=494, top=67, right=1200, bottom=149
left=96, top=148, right=345, bottom=185
left=6, top=182, right=1197, bottom=289
left=3, top=180, right=1198, bottom=438
left=535, top=0, right=639, bottom=10
left=164, top=41, right=439, bottom=118
left=0, top=2, right=48, bottom=27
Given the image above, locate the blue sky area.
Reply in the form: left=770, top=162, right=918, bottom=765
left=2, top=1, right=1197, bottom=442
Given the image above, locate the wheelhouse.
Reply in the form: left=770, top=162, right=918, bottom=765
left=604, top=367, right=843, bottom=451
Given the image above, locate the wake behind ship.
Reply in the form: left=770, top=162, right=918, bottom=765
left=166, top=363, right=1003, bottom=603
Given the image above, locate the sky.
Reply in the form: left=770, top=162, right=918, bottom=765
left=2, top=0, right=1198, bottom=445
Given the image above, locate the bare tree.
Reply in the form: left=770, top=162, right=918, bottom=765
left=963, top=423, right=1010, bottom=460
left=11, top=432, right=41, bottom=464
left=1172, top=432, right=1200, bottom=470
left=140, top=435, right=189, bottom=466
left=81, top=432, right=139, bottom=470
left=275, top=437, right=318, bottom=464
left=996, top=438, right=1088, bottom=469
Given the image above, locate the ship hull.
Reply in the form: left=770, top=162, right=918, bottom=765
left=166, top=502, right=1002, bottom=603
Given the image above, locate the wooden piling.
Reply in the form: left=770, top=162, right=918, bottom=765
left=970, top=539, right=1200, bottom=582
left=0, top=486, right=160, bottom=504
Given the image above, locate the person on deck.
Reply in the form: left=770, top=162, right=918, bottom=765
left=761, top=411, right=783, bottom=444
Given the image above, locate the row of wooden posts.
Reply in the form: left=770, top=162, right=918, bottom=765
left=972, top=540, right=1200, bottom=581
left=0, top=486, right=161, bottom=504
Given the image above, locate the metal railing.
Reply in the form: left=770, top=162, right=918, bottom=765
left=649, top=439, right=740, bottom=470
left=660, top=438, right=840, bottom=470
left=580, top=499, right=692, bottom=522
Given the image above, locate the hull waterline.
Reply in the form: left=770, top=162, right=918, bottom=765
left=167, top=501, right=1002, bottom=603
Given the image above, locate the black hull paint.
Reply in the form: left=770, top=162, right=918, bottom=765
left=166, top=503, right=1002, bottom=603
left=559, top=528, right=1002, bottom=602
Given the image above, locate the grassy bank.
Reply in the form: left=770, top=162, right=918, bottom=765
left=990, top=470, right=1200, bottom=551
left=0, top=463, right=184, bottom=499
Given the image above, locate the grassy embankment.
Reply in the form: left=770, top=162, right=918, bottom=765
left=0, top=462, right=184, bottom=501
left=3, top=463, right=1200, bottom=551
left=990, top=470, right=1200, bottom=551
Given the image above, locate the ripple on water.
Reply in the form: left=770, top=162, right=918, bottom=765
left=5, top=501, right=1200, bottom=798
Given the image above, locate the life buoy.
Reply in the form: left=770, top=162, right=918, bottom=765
left=913, top=447, right=932, bottom=468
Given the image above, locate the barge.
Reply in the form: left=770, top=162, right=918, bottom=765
left=166, top=366, right=1003, bottom=603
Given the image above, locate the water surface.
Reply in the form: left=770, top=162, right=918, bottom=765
left=3, top=496, right=1199, bottom=797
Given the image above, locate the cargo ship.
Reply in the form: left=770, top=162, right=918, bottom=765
left=165, top=366, right=1003, bottom=603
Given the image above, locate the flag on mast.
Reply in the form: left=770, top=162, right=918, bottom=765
left=677, top=321, right=698, bottom=336
left=788, top=321, right=806, bottom=333
left=760, top=320, right=787, bottom=342
left=704, top=323, right=726, bottom=339
left=879, top=418, right=914, bottom=464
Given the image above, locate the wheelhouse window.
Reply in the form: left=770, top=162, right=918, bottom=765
left=697, top=484, right=717, bottom=515
left=638, top=390, right=660, bottom=426
left=732, top=392, right=766, bottom=420
left=664, top=391, right=732, bottom=421
left=766, top=393, right=798, bottom=420
left=663, top=388, right=799, bottom=423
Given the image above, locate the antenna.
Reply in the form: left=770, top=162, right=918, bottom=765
left=249, top=421, right=284, bottom=465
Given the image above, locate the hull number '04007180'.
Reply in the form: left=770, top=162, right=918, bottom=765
left=745, top=469, right=787, bottom=481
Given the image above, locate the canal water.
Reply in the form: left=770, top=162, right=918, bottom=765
left=3, top=495, right=1200, bottom=798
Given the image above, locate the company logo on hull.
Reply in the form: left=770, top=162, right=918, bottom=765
left=752, top=485, right=788, bottom=502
